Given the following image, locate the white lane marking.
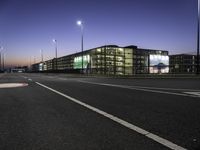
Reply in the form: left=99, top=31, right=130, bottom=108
left=183, top=92, right=200, bottom=97
left=78, top=80, right=200, bottom=98
left=36, top=81, right=187, bottom=150
left=58, top=78, right=68, bottom=80
left=47, top=76, right=54, bottom=79
left=20, top=75, right=32, bottom=81
left=21, top=76, right=28, bottom=79
left=124, top=85, right=200, bottom=92
left=0, top=83, right=28, bottom=88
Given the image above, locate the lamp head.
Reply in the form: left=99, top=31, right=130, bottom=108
left=77, top=20, right=82, bottom=26
left=52, top=39, right=57, bottom=43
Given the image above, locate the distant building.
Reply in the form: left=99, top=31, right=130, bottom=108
left=169, top=54, right=196, bottom=74
left=31, top=45, right=169, bottom=75
left=11, top=66, right=28, bottom=73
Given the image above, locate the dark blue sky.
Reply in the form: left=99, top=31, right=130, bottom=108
left=0, top=0, right=198, bottom=66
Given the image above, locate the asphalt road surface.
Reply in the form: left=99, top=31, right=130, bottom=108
left=0, top=73, right=200, bottom=150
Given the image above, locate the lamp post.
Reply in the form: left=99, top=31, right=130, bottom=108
left=52, top=39, right=58, bottom=71
left=77, top=20, right=84, bottom=73
left=40, top=49, right=44, bottom=62
left=40, top=49, right=44, bottom=71
left=0, top=46, right=3, bottom=72
left=29, top=56, right=32, bottom=71
left=197, top=0, right=200, bottom=74
left=2, top=53, right=5, bottom=72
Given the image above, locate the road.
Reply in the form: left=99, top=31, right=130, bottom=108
left=0, top=73, right=200, bottom=150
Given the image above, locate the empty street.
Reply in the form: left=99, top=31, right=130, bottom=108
left=0, top=73, right=200, bottom=150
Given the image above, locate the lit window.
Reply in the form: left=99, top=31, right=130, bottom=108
left=118, top=57, right=123, bottom=61
left=118, top=48, right=123, bottom=52
left=97, top=49, right=101, bottom=52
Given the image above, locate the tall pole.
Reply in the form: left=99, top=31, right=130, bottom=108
left=81, top=25, right=83, bottom=74
left=29, top=56, right=32, bottom=71
left=53, top=39, right=57, bottom=71
left=2, top=53, right=4, bottom=71
left=40, top=49, right=44, bottom=62
left=0, top=51, right=1, bottom=72
left=40, top=49, right=44, bottom=71
left=77, top=20, right=84, bottom=73
left=0, top=46, right=3, bottom=72
left=197, top=0, right=200, bottom=74
left=34, top=56, right=36, bottom=64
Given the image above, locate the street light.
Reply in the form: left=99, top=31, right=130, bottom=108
left=52, top=39, right=58, bottom=71
left=77, top=20, right=84, bottom=73
left=2, top=53, right=5, bottom=72
left=40, top=49, right=44, bottom=71
left=0, top=46, right=3, bottom=72
left=40, top=49, right=44, bottom=62
left=197, top=0, right=200, bottom=74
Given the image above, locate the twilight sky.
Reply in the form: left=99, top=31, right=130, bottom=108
left=0, top=0, right=198, bottom=66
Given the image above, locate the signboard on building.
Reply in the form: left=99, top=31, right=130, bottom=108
left=149, top=55, right=169, bottom=73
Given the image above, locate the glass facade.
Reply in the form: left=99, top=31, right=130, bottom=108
left=31, top=45, right=169, bottom=75
left=88, top=46, right=133, bottom=75
left=169, top=54, right=196, bottom=73
left=74, top=55, right=90, bottom=69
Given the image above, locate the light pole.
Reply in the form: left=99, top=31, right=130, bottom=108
left=2, top=53, right=5, bottom=72
left=197, top=0, right=200, bottom=74
left=77, top=20, right=84, bottom=73
left=52, top=39, right=58, bottom=71
left=40, top=49, right=44, bottom=71
left=40, top=49, right=44, bottom=62
left=29, top=56, right=32, bottom=71
left=0, top=46, right=3, bottom=72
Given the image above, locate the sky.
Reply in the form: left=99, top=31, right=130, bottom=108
left=0, top=0, right=198, bottom=66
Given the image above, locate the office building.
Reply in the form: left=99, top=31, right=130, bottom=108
left=169, top=54, right=196, bottom=74
left=31, top=45, right=169, bottom=75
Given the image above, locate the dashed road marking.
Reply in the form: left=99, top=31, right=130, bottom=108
left=21, top=76, right=28, bottom=79
left=36, top=81, right=187, bottom=150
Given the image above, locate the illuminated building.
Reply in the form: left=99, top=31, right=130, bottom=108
left=11, top=66, right=28, bottom=73
left=31, top=45, right=169, bottom=75
left=169, top=54, right=197, bottom=74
